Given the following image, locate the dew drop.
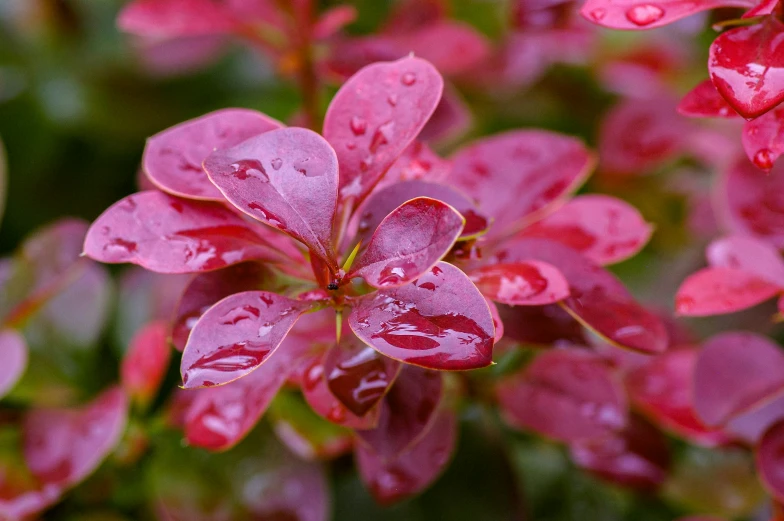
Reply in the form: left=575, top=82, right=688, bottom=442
left=589, top=7, right=606, bottom=21
left=401, top=72, right=416, bottom=86
left=346, top=142, right=357, bottom=150
left=230, top=159, right=269, bottom=182
left=369, top=121, right=394, bottom=154
left=754, top=148, right=774, bottom=170
left=625, top=4, right=664, bottom=25
left=350, top=116, right=367, bottom=136
left=387, top=94, right=398, bottom=107
left=271, top=158, right=283, bottom=170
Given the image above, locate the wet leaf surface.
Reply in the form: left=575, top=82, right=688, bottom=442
left=675, top=267, right=780, bottom=316
left=469, top=261, right=570, bottom=306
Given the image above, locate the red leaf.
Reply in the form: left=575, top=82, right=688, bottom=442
left=380, top=141, right=451, bottom=186
left=694, top=332, right=784, bottom=426
left=418, top=86, right=472, bottom=145
left=121, top=321, right=171, bottom=405
left=348, top=262, right=495, bottom=370
left=349, top=197, right=464, bottom=288
left=204, top=127, right=339, bottom=267
left=485, top=297, right=505, bottom=343
left=354, top=180, right=487, bottom=243
left=497, top=349, right=627, bottom=443
left=495, top=238, right=668, bottom=354
left=355, top=366, right=443, bottom=459
left=312, top=5, right=357, bottom=39
left=725, top=392, right=784, bottom=444
left=356, top=408, right=456, bottom=505
left=84, top=191, right=289, bottom=273
left=398, top=21, right=491, bottom=76
left=323, top=56, right=444, bottom=206
left=707, top=235, right=784, bottom=286
left=675, top=267, right=780, bottom=316
left=180, top=291, right=310, bottom=388
left=469, top=261, right=569, bottom=306
left=171, top=262, right=272, bottom=351
left=722, top=157, right=784, bottom=248
left=449, top=130, right=593, bottom=239
left=23, top=387, right=128, bottom=487
left=570, top=416, right=670, bottom=491
left=678, top=79, right=740, bottom=118
left=709, top=18, right=784, bottom=120
left=626, top=349, right=732, bottom=445
left=497, top=303, right=587, bottom=346
left=757, top=420, right=784, bottom=502
left=0, top=329, right=26, bottom=399
left=323, top=335, right=400, bottom=417
left=580, top=0, right=753, bottom=29
left=118, top=0, right=241, bottom=37
left=521, top=194, right=653, bottom=265
left=743, top=106, right=784, bottom=172
left=143, top=108, right=282, bottom=201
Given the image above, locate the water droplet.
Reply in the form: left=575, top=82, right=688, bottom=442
left=369, top=121, right=394, bottom=154
left=271, top=158, right=283, bottom=170
left=360, top=156, right=373, bottom=172
left=387, top=94, right=398, bottom=107
left=346, top=142, right=357, bottom=150
left=350, top=116, right=367, bottom=136
left=230, top=159, right=269, bottom=182
left=754, top=148, right=774, bottom=170
left=589, top=7, right=606, bottom=21
left=625, top=4, right=664, bottom=25
left=104, top=238, right=138, bottom=255
left=401, top=72, right=416, bottom=86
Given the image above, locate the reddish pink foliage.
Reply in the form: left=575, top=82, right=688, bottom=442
left=743, top=106, right=784, bottom=172
left=121, top=321, right=171, bottom=405
left=678, top=79, right=740, bottom=118
left=580, top=0, right=754, bottom=30
left=707, top=235, right=784, bottom=286
left=709, top=18, right=784, bottom=120
left=725, top=392, right=784, bottom=444
left=0, top=329, right=26, bottom=399
left=722, top=158, right=784, bottom=248
left=468, top=261, right=570, bottom=306
left=675, top=267, right=780, bottom=316
left=497, top=349, right=628, bottom=443
left=757, top=420, right=784, bottom=501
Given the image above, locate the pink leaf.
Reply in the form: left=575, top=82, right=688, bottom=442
left=355, top=366, right=443, bottom=459
left=0, top=329, right=26, bottom=399
left=180, top=291, right=310, bottom=388
left=171, top=262, right=272, bottom=351
left=725, top=392, right=784, bottom=444
left=495, top=238, right=668, bottom=354
left=323, top=335, right=400, bottom=417
left=570, top=416, right=670, bottom=490
left=312, top=5, right=357, bottom=39
left=757, top=420, right=784, bottom=502
left=397, top=21, right=491, bottom=76
left=706, top=235, right=784, bottom=286
left=323, top=56, right=444, bottom=206
left=722, top=157, right=784, bottom=248
left=23, top=387, right=128, bottom=487
left=694, top=331, right=784, bottom=426
left=121, top=321, right=171, bottom=405
left=84, top=191, right=289, bottom=273
left=143, top=108, right=282, bottom=200
left=521, top=194, right=654, bottom=265
left=469, top=261, right=570, bottom=306
left=497, top=349, right=628, bottom=443
left=484, top=297, right=505, bottom=343
left=743, top=106, right=784, bottom=172
left=349, top=197, right=464, bottom=288
left=449, top=130, right=593, bottom=239
left=356, top=408, right=456, bottom=505
left=678, top=79, right=740, bottom=118
left=580, top=0, right=753, bottom=29
left=675, top=267, right=780, bottom=316
left=710, top=18, right=784, bottom=120
left=118, top=0, right=241, bottom=37
left=379, top=141, right=451, bottom=186
left=418, top=86, right=473, bottom=145
left=348, top=262, right=495, bottom=370
left=204, top=127, right=339, bottom=267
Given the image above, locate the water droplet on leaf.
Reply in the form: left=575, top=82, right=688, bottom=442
left=625, top=4, right=664, bottom=25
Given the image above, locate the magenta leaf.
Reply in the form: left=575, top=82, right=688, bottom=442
left=449, top=130, right=593, bottom=239
left=380, top=141, right=451, bottom=186
left=497, top=349, right=628, bottom=443
left=121, top=321, right=171, bottom=406
left=580, top=0, right=753, bottom=29
left=521, top=195, right=653, bottom=265
left=758, top=420, right=784, bottom=502
left=354, top=180, right=488, bottom=243
left=495, top=238, right=668, bottom=354
left=84, top=191, right=290, bottom=273
left=743, top=106, right=784, bottom=172
left=723, top=157, right=784, bottom=248
left=710, top=18, right=784, bottom=120
left=118, top=0, right=240, bottom=37
left=570, top=416, right=669, bottom=491
left=707, top=235, right=784, bottom=286
left=143, top=108, right=282, bottom=200
left=675, top=267, right=780, bottom=316
left=181, top=291, right=310, bottom=388
left=418, top=86, right=473, bottom=145
left=399, top=21, right=491, bottom=76
left=23, top=386, right=128, bottom=487
left=204, top=127, right=339, bottom=267
left=323, top=56, right=444, bottom=205
left=498, top=303, right=587, bottom=347
left=725, top=392, right=784, bottom=444
left=356, top=408, right=456, bottom=505
left=469, top=261, right=569, bottom=306
left=0, top=329, right=26, bottom=399
left=171, top=262, right=272, bottom=351
left=323, top=335, right=401, bottom=417
left=694, top=332, right=784, bottom=427
left=348, top=262, right=495, bottom=370
left=678, top=79, right=741, bottom=118
left=349, top=197, right=464, bottom=288
left=355, top=366, right=443, bottom=459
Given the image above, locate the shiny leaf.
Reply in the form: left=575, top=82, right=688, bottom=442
left=678, top=79, right=740, bottom=118
left=0, top=329, right=26, bottom=399
left=120, top=321, right=171, bottom=406
left=468, top=261, right=569, bottom=306
left=580, top=0, right=753, bottom=30
left=675, top=267, right=780, bottom=316
left=348, top=262, right=495, bottom=370
left=742, top=106, right=784, bottom=172
left=723, top=157, right=784, bottom=248
left=707, top=234, right=784, bottom=286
